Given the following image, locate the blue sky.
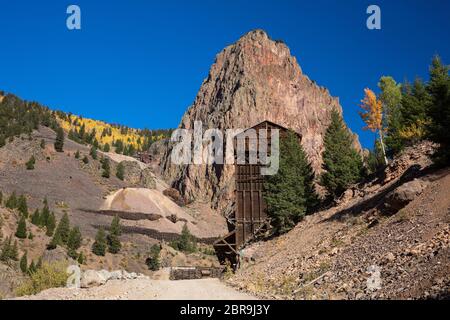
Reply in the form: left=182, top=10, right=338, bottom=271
left=0, top=1, right=449, bottom=149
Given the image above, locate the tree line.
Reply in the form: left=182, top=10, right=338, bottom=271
left=0, top=91, right=173, bottom=155
left=360, top=56, right=450, bottom=169
left=0, top=93, right=62, bottom=148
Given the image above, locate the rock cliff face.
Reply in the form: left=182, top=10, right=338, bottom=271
left=162, top=29, right=361, bottom=213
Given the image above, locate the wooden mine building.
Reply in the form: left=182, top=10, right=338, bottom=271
left=213, top=120, right=301, bottom=269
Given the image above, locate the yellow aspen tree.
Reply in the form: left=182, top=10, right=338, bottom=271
left=359, top=88, right=388, bottom=165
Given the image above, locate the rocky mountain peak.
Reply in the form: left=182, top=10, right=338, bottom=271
left=163, top=29, right=362, bottom=212
left=232, top=29, right=297, bottom=69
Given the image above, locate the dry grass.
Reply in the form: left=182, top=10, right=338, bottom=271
left=15, top=261, right=69, bottom=297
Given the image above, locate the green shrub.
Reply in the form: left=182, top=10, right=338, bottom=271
left=116, top=162, right=125, bottom=180
left=170, top=224, right=197, bottom=253
left=15, top=216, right=27, bottom=239
left=90, top=146, right=97, bottom=160
left=107, top=215, right=121, bottom=254
left=25, top=155, right=36, bottom=170
left=0, top=236, right=18, bottom=261
left=146, top=244, right=161, bottom=271
left=101, top=157, right=111, bottom=178
left=17, top=195, right=28, bottom=217
left=92, top=227, right=107, bottom=256
left=54, top=127, right=64, bottom=152
left=5, top=191, right=18, bottom=209
left=20, top=252, right=28, bottom=273
left=15, top=261, right=69, bottom=296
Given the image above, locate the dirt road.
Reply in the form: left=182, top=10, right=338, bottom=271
left=17, top=279, right=257, bottom=300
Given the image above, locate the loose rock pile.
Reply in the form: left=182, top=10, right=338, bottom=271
left=383, top=141, right=436, bottom=183
left=229, top=143, right=450, bottom=300
left=75, top=268, right=149, bottom=289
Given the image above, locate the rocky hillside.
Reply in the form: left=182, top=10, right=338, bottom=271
left=0, top=123, right=224, bottom=298
left=228, top=142, right=449, bottom=299
left=161, top=29, right=361, bottom=213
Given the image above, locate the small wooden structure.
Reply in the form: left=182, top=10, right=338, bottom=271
left=214, top=121, right=301, bottom=269
left=170, top=266, right=224, bottom=280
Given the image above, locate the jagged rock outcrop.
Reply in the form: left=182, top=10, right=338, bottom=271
left=383, top=141, right=437, bottom=183
left=120, top=161, right=156, bottom=189
left=162, top=29, right=361, bottom=213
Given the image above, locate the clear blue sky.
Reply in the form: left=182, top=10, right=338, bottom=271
left=0, top=0, right=449, bottom=149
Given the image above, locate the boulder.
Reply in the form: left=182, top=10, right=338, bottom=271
left=80, top=270, right=108, bottom=288
left=385, top=179, right=430, bottom=212
left=163, top=188, right=185, bottom=206
left=66, top=265, right=81, bottom=289
left=98, top=269, right=112, bottom=281
left=109, top=270, right=123, bottom=280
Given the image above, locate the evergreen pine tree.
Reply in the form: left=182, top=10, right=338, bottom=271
left=40, top=198, right=50, bottom=227
left=15, top=216, right=27, bottom=239
left=101, top=157, right=111, bottom=178
left=5, top=191, right=17, bottom=209
left=82, top=155, right=89, bottom=164
left=398, top=79, right=431, bottom=145
left=53, top=213, right=70, bottom=245
left=67, top=226, right=82, bottom=258
left=107, top=215, right=121, bottom=254
left=45, top=212, right=56, bottom=237
left=78, top=124, right=86, bottom=140
left=17, top=195, right=28, bottom=217
left=115, top=140, right=124, bottom=154
left=28, top=260, right=36, bottom=275
left=54, top=127, right=65, bottom=152
left=74, top=150, right=80, bottom=159
left=90, top=146, right=98, bottom=160
left=11, top=240, right=18, bottom=260
left=103, top=143, right=110, bottom=152
left=77, top=252, right=85, bottom=264
left=47, top=232, right=60, bottom=250
left=171, top=224, right=197, bottom=253
left=264, top=130, right=318, bottom=234
left=426, top=55, right=450, bottom=164
left=26, top=155, right=36, bottom=170
left=20, top=251, right=28, bottom=273
left=92, top=228, right=107, bottom=256
left=31, top=209, right=41, bottom=226
left=320, top=110, right=363, bottom=198
left=0, top=236, right=12, bottom=261
left=116, top=162, right=125, bottom=181
left=146, top=244, right=161, bottom=271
